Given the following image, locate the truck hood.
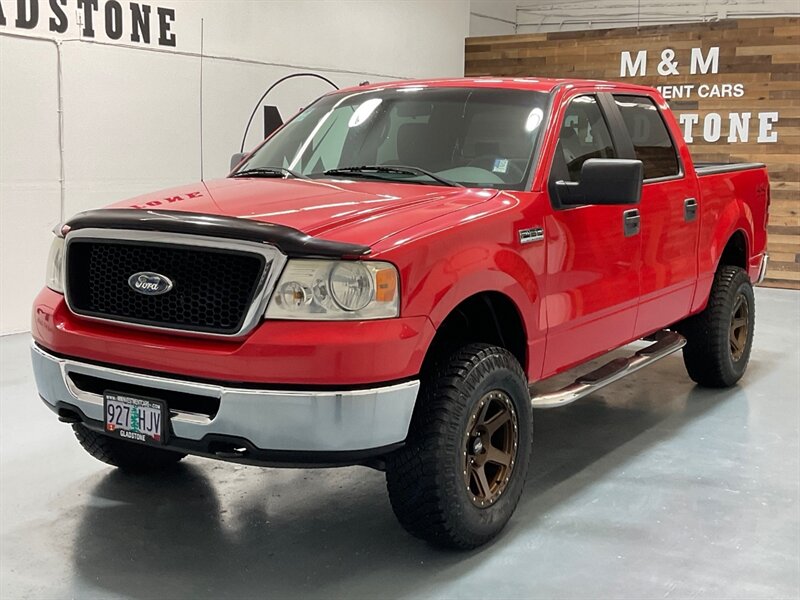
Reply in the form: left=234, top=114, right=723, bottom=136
left=113, top=177, right=499, bottom=248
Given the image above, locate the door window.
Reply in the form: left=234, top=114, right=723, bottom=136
left=613, top=95, right=680, bottom=180
left=554, top=95, right=616, bottom=183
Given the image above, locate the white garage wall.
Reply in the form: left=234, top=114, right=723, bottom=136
left=515, top=0, right=800, bottom=32
left=0, top=36, right=63, bottom=335
left=0, top=0, right=470, bottom=334
left=470, top=0, right=517, bottom=36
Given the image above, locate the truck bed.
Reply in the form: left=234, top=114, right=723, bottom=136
left=694, top=162, right=766, bottom=176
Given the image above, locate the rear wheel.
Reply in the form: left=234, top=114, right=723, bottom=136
left=72, top=423, right=186, bottom=472
left=680, top=266, right=755, bottom=388
left=385, top=343, right=532, bottom=549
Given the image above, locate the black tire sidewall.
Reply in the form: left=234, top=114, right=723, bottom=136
left=719, top=274, right=756, bottom=381
left=444, top=353, right=533, bottom=542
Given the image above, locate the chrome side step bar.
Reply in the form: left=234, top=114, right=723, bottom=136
left=531, top=331, right=687, bottom=409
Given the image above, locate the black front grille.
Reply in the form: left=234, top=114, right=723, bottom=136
left=66, top=239, right=268, bottom=334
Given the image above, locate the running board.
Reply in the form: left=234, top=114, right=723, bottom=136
left=531, top=331, right=687, bottom=409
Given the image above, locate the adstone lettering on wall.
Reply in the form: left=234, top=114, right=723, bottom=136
left=0, top=0, right=177, bottom=46
left=619, top=46, right=779, bottom=144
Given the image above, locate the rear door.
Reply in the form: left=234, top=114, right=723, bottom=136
left=609, top=94, right=701, bottom=336
left=540, top=92, right=641, bottom=377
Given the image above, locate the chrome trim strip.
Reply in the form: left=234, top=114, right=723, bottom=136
left=695, top=162, right=766, bottom=176
left=63, top=228, right=288, bottom=339
left=31, top=343, right=420, bottom=452
left=642, top=173, right=685, bottom=185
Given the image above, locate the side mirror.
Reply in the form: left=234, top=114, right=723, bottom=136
left=556, top=159, right=643, bottom=206
left=230, top=152, right=246, bottom=172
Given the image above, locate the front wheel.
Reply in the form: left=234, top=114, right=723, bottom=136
left=680, top=265, right=756, bottom=388
left=385, top=343, right=533, bottom=549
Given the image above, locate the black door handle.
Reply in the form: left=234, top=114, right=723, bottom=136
left=623, top=209, right=640, bottom=237
left=684, top=198, right=698, bottom=222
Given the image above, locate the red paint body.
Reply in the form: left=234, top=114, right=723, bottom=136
left=31, top=78, right=769, bottom=386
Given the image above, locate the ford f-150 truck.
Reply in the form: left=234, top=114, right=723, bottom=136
left=31, top=77, right=769, bottom=549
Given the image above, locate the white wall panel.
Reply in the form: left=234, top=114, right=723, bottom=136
left=0, top=37, right=61, bottom=334
left=470, top=0, right=517, bottom=36
left=183, top=0, right=468, bottom=79
left=60, top=43, right=201, bottom=216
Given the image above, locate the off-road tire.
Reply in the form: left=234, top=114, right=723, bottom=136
left=72, top=423, right=186, bottom=472
left=385, top=343, right=533, bottom=549
left=680, top=265, right=755, bottom=388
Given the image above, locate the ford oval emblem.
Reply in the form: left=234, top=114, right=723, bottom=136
left=128, top=272, right=174, bottom=296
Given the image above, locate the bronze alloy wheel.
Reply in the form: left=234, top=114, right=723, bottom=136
left=386, top=343, right=533, bottom=548
left=729, top=292, right=750, bottom=362
left=462, top=391, right=519, bottom=507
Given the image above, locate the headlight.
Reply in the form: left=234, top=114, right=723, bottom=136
left=46, top=235, right=65, bottom=293
left=265, top=259, right=399, bottom=320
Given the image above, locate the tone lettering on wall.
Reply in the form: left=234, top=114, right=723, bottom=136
left=0, top=0, right=177, bottom=47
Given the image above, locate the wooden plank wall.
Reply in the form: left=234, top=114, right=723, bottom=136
left=465, top=18, right=800, bottom=288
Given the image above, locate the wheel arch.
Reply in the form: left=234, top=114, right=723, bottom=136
left=421, top=289, right=530, bottom=376
left=717, top=229, right=749, bottom=272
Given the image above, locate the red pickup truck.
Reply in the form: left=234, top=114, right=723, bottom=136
left=31, top=77, right=769, bottom=549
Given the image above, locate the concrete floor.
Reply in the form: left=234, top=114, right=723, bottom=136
left=1, top=288, right=798, bottom=599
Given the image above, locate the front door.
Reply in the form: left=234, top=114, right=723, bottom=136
left=541, top=93, right=641, bottom=377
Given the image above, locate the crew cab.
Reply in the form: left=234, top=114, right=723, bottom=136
left=31, top=77, right=769, bottom=549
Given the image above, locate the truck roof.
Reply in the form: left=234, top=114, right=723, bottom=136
left=338, top=76, right=658, bottom=95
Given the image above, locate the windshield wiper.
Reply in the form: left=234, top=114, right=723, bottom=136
left=232, top=166, right=309, bottom=180
left=323, top=165, right=463, bottom=188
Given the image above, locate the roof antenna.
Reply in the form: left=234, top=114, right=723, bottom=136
left=199, top=18, right=205, bottom=181
left=240, top=73, right=339, bottom=154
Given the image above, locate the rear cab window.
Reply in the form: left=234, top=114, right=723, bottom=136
left=613, top=95, right=681, bottom=180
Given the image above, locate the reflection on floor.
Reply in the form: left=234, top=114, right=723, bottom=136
left=1, top=288, right=798, bottom=599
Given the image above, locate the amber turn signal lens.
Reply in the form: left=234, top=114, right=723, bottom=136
left=375, top=268, right=398, bottom=302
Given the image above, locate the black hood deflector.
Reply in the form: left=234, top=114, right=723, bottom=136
left=64, top=209, right=372, bottom=259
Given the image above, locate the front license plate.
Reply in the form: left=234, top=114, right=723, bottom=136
left=104, top=391, right=168, bottom=446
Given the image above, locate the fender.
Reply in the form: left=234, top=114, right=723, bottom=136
left=404, top=249, right=545, bottom=380
left=709, top=201, right=752, bottom=272
left=371, top=191, right=547, bottom=379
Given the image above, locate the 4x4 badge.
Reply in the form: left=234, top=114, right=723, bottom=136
left=128, top=272, right=174, bottom=296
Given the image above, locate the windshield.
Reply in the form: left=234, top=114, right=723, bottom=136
left=236, top=86, right=549, bottom=190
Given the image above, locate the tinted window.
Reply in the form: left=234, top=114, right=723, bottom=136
left=614, top=95, right=680, bottom=180
left=555, top=95, right=616, bottom=182
left=240, top=87, right=549, bottom=191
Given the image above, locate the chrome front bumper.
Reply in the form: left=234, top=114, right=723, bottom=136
left=31, top=343, right=419, bottom=454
